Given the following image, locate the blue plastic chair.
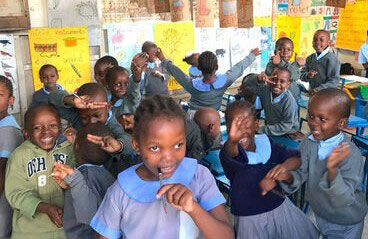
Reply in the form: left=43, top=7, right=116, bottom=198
left=351, top=136, right=368, bottom=201
left=269, top=136, right=300, bottom=150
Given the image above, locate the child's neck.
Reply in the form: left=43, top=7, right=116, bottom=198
left=136, top=164, right=159, bottom=181
left=0, top=110, right=9, bottom=121
left=203, top=74, right=216, bottom=84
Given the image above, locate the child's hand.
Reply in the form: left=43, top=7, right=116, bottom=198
left=258, top=72, right=274, bottom=85
left=326, top=142, right=350, bottom=171
left=259, top=177, right=277, bottom=196
left=131, top=53, right=149, bottom=82
left=266, top=164, right=290, bottom=181
left=87, top=134, right=123, bottom=153
left=52, top=175, right=69, bottom=189
left=157, top=184, right=195, bottom=213
left=309, top=88, right=317, bottom=96
left=52, top=162, right=75, bottom=180
left=228, top=115, right=248, bottom=143
left=37, top=202, right=63, bottom=228
left=294, top=53, right=306, bottom=66
left=156, top=48, right=165, bottom=61
left=73, top=95, right=107, bottom=110
left=271, top=51, right=281, bottom=65
left=251, top=48, right=261, bottom=56
left=119, top=114, right=134, bottom=132
left=307, top=70, right=318, bottom=79
left=152, top=70, right=164, bottom=78
left=64, top=127, right=77, bottom=144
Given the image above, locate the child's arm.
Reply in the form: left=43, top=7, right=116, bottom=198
left=157, top=183, right=234, bottom=239
left=319, top=142, right=363, bottom=208
left=300, top=56, right=313, bottom=82
left=157, top=49, right=196, bottom=94
left=223, top=48, right=260, bottom=89
left=5, top=151, right=63, bottom=227
left=314, top=55, right=340, bottom=92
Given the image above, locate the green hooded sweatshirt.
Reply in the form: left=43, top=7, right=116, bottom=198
left=5, top=140, right=75, bottom=239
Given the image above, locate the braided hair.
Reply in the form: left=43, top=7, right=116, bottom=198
left=105, top=66, right=129, bottom=85
left=198, top=51, right=218, bottom=77
left=133, top=95, right=186, bottom=140
left=0, top=75, right=13, bottom=96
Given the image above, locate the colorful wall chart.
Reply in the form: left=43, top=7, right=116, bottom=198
left=106, top=22, right=154, bottom=70
left=300, top=15, right=324, bottom=58
left=0, top=34, right=20, bottom=113
left=154, top=22, right=195, bottom=90
left=336, top=0, right=368, bottom=52
left=195, top=0, right=215, bottom=27
left=28, top=27, right=91, bottom=93
left=277, top=16, right=302, bottom=56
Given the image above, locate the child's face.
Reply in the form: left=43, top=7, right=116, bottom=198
left=277, top=42, right=293, bottom=62
left=132, top=117, right=186, bottom=180
left=95, top=63, right=114, bottom=86
left=79, top=94, right=110, bottom=126
left=227, top=109, right=258, bottom=143
left=28, top=109, right=61, bottom=151
left=0, top=83, right=14, bottom=116
left=270, top=70, right=290, bottom=96
left=307, top=97, right=344, bottom=141
left=108, top=71, right=129, bottom=99
left=147, top=47, right=158, bottom=62
left=40, top=67, right=58, bottom=90
left=313, top=31, right=330, bottom=53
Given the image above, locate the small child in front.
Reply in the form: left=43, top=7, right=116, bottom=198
left=280, top=88, right=367, bottom=238
left=245, top=68, right=301, bottom=139
left=30, top=64, right=63, bottom=108
left=52, top=123, right=115, bottom=239
left=90, top=95, right=233, bottom=239
left=265, top=37, right=305, bottom=101
left=301, top=30, right=340, bottom=94
left=5, top=105, right=75, bottom=239
left=220, top=100, right=318, bottom=239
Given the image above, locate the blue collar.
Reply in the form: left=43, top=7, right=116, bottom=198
left=254, top=96, right=262, bottom=110
left=270, top=90, right=287, bottom=105
left=0, top=115, right=21, bottom=129
left=105, top=111, right=113, bottom=125
left=315, top=47, right=330, bottom=61
left=308, top=131, right=344, bottom=160
left=77, top=163, right=104, bottom=170
left=147, top=60, right=160, bottom=69
left=192, top=74, right=227, bottom=92
left=117, top=157, right=197, bottom=203
left=113, top=98, right=124, bottom=107
left=42, top=84, right=63, bottom=95
left=240, top=134, right=271, bottom=165
left=189, top=66, right=202, bottom=78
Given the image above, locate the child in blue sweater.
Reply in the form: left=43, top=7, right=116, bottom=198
left=220, top=100, right=318, bottom=239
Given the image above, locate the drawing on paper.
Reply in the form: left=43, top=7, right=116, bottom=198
left=216, top=49, right=226, bottom=58
left=76, top=1, right=98, bottom=20
left=222, top=0, right=236, bottom=15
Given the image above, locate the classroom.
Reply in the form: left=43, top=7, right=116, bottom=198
left=1, top=0, right=368, bottom=238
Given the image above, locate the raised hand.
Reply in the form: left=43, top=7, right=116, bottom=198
left=72, top=95, right=107, bottom=110
left=64, top=127, right=77, bottom=144
left=251, top=48, right=261, bottom=56
left=156, top=48, right=165, bottom=61
left=131, top=52, right=149, bottom=82
left=156, top=184, right=195, bottom=213
left=52, top=162, right=75, bottom=180
left=294, top=53, right=306, bottom=66
left=87, top=134, right=123, bottom=153
left=271, top=50, right=281, bottom=65
left=152, top=70, right=164, bottom=78
left=307, top=70, right=318, bottom=79
left=258, top=72, right=275, bottom=85
left=327, top=142, right=351, bottom=171
left=228, top=116, right=248, bottom=143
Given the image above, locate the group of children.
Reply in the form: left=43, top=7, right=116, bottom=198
left=0, top=28, right=366, bottom=239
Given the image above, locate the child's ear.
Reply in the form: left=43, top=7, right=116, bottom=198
left=338, top=117, right=348, bottom=130
left=22, top=128, right=29, bottom=140
left=8, top=96, right=15, bottom=107
left=131, top=137, right=140, bottom=155
left=207, top=123, right=214, bottom=134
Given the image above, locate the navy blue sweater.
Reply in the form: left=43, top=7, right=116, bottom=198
left=220, top=138, right=300, bottom=216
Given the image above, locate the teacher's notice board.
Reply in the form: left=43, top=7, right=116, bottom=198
left=28, top=27, right=91, bottom=93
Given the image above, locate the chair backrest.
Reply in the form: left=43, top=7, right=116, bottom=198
left=351, top=136, right=368, bottom=193
left=202, top=149, right=224, bottom=176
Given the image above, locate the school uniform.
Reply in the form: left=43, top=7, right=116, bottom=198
left=48, top=90, right=134, bottom=157
left=0, top=115, right=23, bottom=239
left=358, top=43, right=368, bottom=77
left=220, top=134, right=319, bottom=239
left=265, top=60, right=301, bottom=101
left=5, top=139, right=75, bottom=239
left=185, top=119, right=206, bottom=161
left=63, top=164, right=115, bottom=239
left=161, top=53, right=256, bottom=111
left=90, top=157, right=226, bottom=239
left=107, top=76, right=141, bottom=119
left=246, top=80, right=299, bottom=136
left=280, top=132, right=368, bottom=238
left=141, top=61, right=171, bottom=97
left=300, top=48, right=340, bottom=91
left=30, top=84, right=63, bottom=108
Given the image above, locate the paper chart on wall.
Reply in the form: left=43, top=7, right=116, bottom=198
left=300, top=15, right=324, bottom=58
left=106, top=22, right=154, bottom=70
left=254, top=0, right=272, bottom=27
left=47, top=0, right=101, bottom=46
left=0, top=34, right=20, bottom=113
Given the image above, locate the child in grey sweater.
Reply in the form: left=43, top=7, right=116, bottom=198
left=52, top=123, right=115, bottom=239
left=278, top=88, right=367, bottom=238
left=301, top=30, right=340, bottom=95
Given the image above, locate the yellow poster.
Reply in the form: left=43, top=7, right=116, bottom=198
left=336, top=0, right=368, bottom=52
left=154, top=22, right=195, bottom=90
left=254, top=17, right=272, bottom=27
left=28, top=27, right=91, bottom=93
left=277, top=16, right=301, bottom=57
left=300, top=15, right=324, bottom=58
